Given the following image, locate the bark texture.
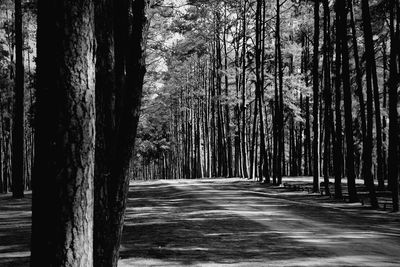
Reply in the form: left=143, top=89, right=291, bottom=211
left=94, top=0, right=151, bottom=266
left=31, top=0, right=95, bottom=266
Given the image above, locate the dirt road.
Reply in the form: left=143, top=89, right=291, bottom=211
left=1, top=178, right=400, bottom=266
left=119, top=179, right=400, bottom=267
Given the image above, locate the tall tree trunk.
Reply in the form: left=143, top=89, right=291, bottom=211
left=305, top=95, right=311, bottom=176
left=215, top=11, right=226, bottom=177
left=333, top=1, right=343, bottom=199
left=362, top=13, right=379, bottom=208
left=361, top=0, right=384, bottom=190
left=94, top=0, right=116, bottom=265
left=211, top=45, right=217, bottom=177
left=11, top=0, right=24, bottom=199
left=276, top=0, right=283, bottom=185
left=260, top=0, right=269, bottom=182
left=303, top=33, right=312, bottom=177
left=382, top=39, right=388, bottom=184
left=31, top=0, right=96, bottom=265
left=338, top=0, right=358, bottom=202
left=349, top=0, right=367, bottom=183
left=322, top=0, right=331, bottom=196
left=223, top=5, right=232, bottom=178
left=94, top=0, right=151, bottom=265
left=250, top=0, right=262, bottom=180
left=0, top=113, right=4, bottom=193
left=312, top=0, right=320, bottom=193
left=241, top=0, right=248, bottom=178
left=388, top=0, right=399, bottom=212
left=250, top=96, right=258, bottom=179
left=234, top=15, right=241, bottom=178
left=298, top=94, right=303, bottom=176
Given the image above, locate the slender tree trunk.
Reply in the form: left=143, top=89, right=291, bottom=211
left=260, top=0, right=269, bottom=182
left=250, top=0, right=262, bottom=180
left=361, top=0, right=384, bottom=190
left=223, top=6, right=232, bottom=178
left=312, top=0, right=320, bottom=193
left=234, top=18, right=242, bottom=177
left=11, top=0, right=24, bottom=199
left=215, top=12, right=226, bottom=177
left=303, top=34, right=313, bottom=177
left=349, top=0, right=367, bottom=184
left=382, top=39, right=388, bottom=184
left=338, top=0, right=358, bottom=202
left=362, top=21, right=379, bottom=208
left=305, top=96, right=311, bottom=176
left=0, top=114, right=3, bottom=193
left=333, top=2, right=343, bottom=199
left=250, top=98, right=258, bottom=179
left=241, top=0, right=248, bottom=178
left=276, top=0, right=283, bottom=185
left=298, top=94, right=303, bottom=176
left=388, top=0, right=399, bottom=212
left=322, top=0, right=331, bottom=196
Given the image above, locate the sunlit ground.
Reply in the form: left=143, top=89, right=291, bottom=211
left=119, top=178, right=400, bottom=267
left=0, top=193, right=31, bottom=267
left=1, top=178, right=400, bottom=266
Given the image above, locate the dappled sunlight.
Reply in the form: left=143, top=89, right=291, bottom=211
left=119, top=179, right=400, bottom=266
left=0, top=193, right=31, bottom=267
left=121, top=181, right=331, bottom=266
left=1, top=180, right=399, bottom=266
left=267, top=255, right=400, bottom=267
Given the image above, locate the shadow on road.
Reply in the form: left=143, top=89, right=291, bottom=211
left=1, top=180, right=399, bottom=266
left=0, top=194, right=31, bottom=267
left=120, top=181, right=332, bottom=266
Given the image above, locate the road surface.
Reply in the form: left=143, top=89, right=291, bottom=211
left=119, top=178, right=400, bottom=266
left=1, top=178, right=400, bottom=266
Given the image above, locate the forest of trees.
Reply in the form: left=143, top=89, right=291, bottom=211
left=0, top=0, right=399, bottom=266
left=135, top=0, right=400, bottom=209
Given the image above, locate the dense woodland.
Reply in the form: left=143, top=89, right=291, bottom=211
left=0, top=0, right=399, bottom=266
left=136, top=0, right=399, bottom=208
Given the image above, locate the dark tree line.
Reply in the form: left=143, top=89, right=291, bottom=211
left=133, top=0, right=400, bottom=211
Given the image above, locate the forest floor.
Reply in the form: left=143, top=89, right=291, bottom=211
left=1, top=178, right=400, bottom=267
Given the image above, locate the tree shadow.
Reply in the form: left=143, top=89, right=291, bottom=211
left=120, top=181, right=333, bottom=266
left=1, top=181, right=399, bottom=266
left=0, top=194, right=31, bottom=267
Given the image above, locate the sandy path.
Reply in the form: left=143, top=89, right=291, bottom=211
left=1, top=179, right=399, bottom=266
left=119, top=179, right=400, bottom=267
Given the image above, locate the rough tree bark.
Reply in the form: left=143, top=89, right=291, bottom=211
left=94, top=0, right=151, bottom=266
left=94, top=0, right=116, bottom=265
left=31, top=0, right=96, bottom=266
